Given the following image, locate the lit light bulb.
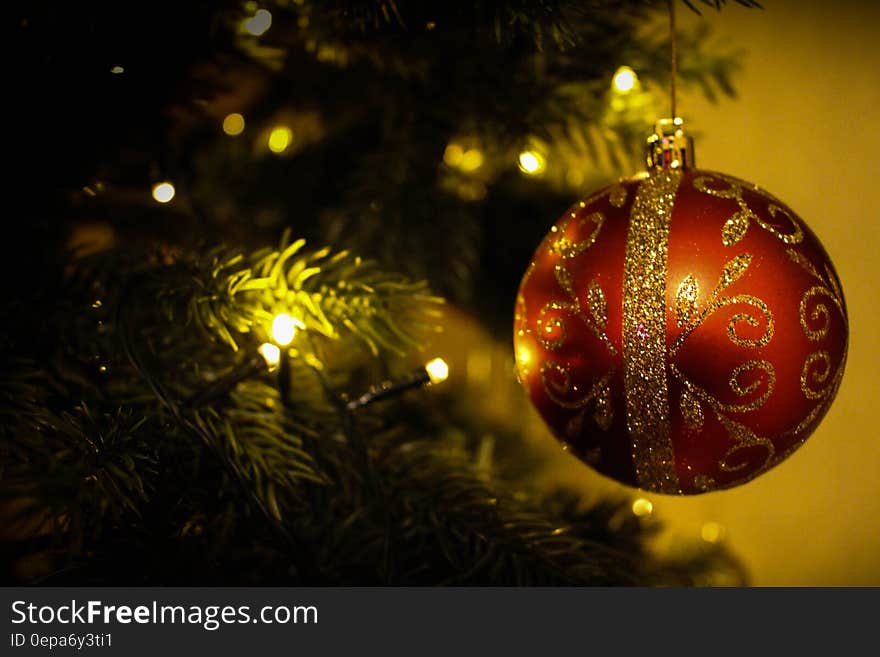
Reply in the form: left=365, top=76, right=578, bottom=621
left=631, top=498, right=653, bottom=517
left=223, top=113, right=245, bottom=136
left=268, top=126, right=293, bottom=154
left=612, top=66, right=637, bottom=93
left=517, top=150, right=546, bottom=176
left=110, top=65, right=124, bottom=74
left=271, top=313, right=297, bottom=346
left=258, top=343, right=281, bottom=368
left=701, top=521, right=726, bottom=543
left=244, top=8, right=272, bottom=36
left=151, top=182, right=175, bottom=203
left=425, top=358, right=449, bottom=384
left=459, top=149, right=484, bottom=172
left=443, top=143, right=464, bottom=167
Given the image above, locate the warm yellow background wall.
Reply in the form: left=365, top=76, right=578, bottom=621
left=633, top=0, right=880, bottom=585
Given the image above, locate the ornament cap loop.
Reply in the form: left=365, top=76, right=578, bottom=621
left=646, top=117, right=694, bottom=170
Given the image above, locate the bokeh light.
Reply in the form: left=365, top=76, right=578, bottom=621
left=244, top=9, right=272, bottom=36
left=151, top=182, right=175, bottom=203
left=612, top=66, right=637, bottom=93
left=517, top=150, right=546, bottom=176
left=268, top=126, right=293, bottom=154
left=223, top=113, right=246, bottom=136
left=425, top=358, right=449, bottom=384
left=258, top=343, right=281, bottom=368
left=632, top=498, right=654, bottom=517
left=271, top=313, right=297, bottom=346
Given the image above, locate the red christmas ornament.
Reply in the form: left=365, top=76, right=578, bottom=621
left=513, top=120, right=848, bottom=494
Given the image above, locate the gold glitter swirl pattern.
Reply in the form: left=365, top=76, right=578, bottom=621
left=786, top=248, right=823, bottom=281
left=609, top=183, right=628, bottom=208
left=790, top=251, right=846, bottom=341
left=668, top=248, right=779, bottom=483
left=554, top=263, right=577, bottom=300
left=679, top=388, right=704, bottom=431
left=722, top=295, right=775, bottom=349
left=719, top=253, right=752, bottom=287
left=540, top=361, right=615, bottom=410
left=776, top=353, right=846, bottom=458
left=623, top=169, right=682, bottom=494
left=801, top=351, right=833, bottom=400
left=750, top=248, right=848, bottom=477
left=587, top=280, right=608, bottom=331
left=721, top=210, right=750, bottom=247
left=717, top=413, right=775, bottom=473
left=789, top=249, right=847, bottom=411
left=693, top=175, right=804, bottom=246
left=694, top=475, right=717, bottom=492
left=760, top=204, right=804, bottom=245
left=552, top=265, right=618, bottom=356
left=670, top=254, right=771, bottom=356
left=824, top=262, right=846, bottom=309
left=728, top=360, right=776, bottom=402
left=669, top=356, right=777, bottom=482
left=800, top=286, right=833, bottom=342
left=674, top=275, right=699, bottom=328
left=535, top=301, right=571, bottom=351
left=565, top=383, right=614, bottom=439
left=548, top=212, right=605, bottom=260
left=670, top=359, right=775, bottom=415
left=546, top=183, right=629, bottom=259
left=533, top=190, right=622, bottom=436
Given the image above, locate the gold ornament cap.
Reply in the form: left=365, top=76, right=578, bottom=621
left=646, top=117, right=695, bottom=170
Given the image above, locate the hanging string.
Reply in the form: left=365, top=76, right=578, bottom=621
left=668, top=0, right=678, bottom=118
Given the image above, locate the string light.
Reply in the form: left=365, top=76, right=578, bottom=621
left=458, top=149, right=484, bottom=172
left=244, top=8, right=272, bottom=36
left=517, top=150, right=546, bottom=176
left=151, top=182, right=175, bottom=203
left=631, top=498, right=653, bottom=517
left=701, top=521, right=726, bottom=543
left=346, top=358, right=450, bottom=411
left=187, top=348, right=272, bottom=408
left=258, top=343, right=281, bottom=369
left=444, top=143, right=484, bottom=173
left=270, top=313, right=299, bottom=346
left=268, top=126, right=293, bottom=154
left=443, top=143, right=464, bottom=167
left=425, top=358, right=449, bottom=384
left=612, top=66, right=638, bottom=93
left=223, top=113, right=246, bottom=136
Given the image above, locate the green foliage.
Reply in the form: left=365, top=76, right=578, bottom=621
left=185, top=232, right=442, bottom=355
left=683, top=1, right=763, bottom=15
left=181, top=0, right=749, bottom=301
left=3, top=0, right=757, bottom=586
left=0, top=235, right=745, bottom=585
left=2, top=389, right=157, bottom=546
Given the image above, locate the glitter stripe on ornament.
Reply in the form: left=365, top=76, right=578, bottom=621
left=623, top=170, right=681, bottom=493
